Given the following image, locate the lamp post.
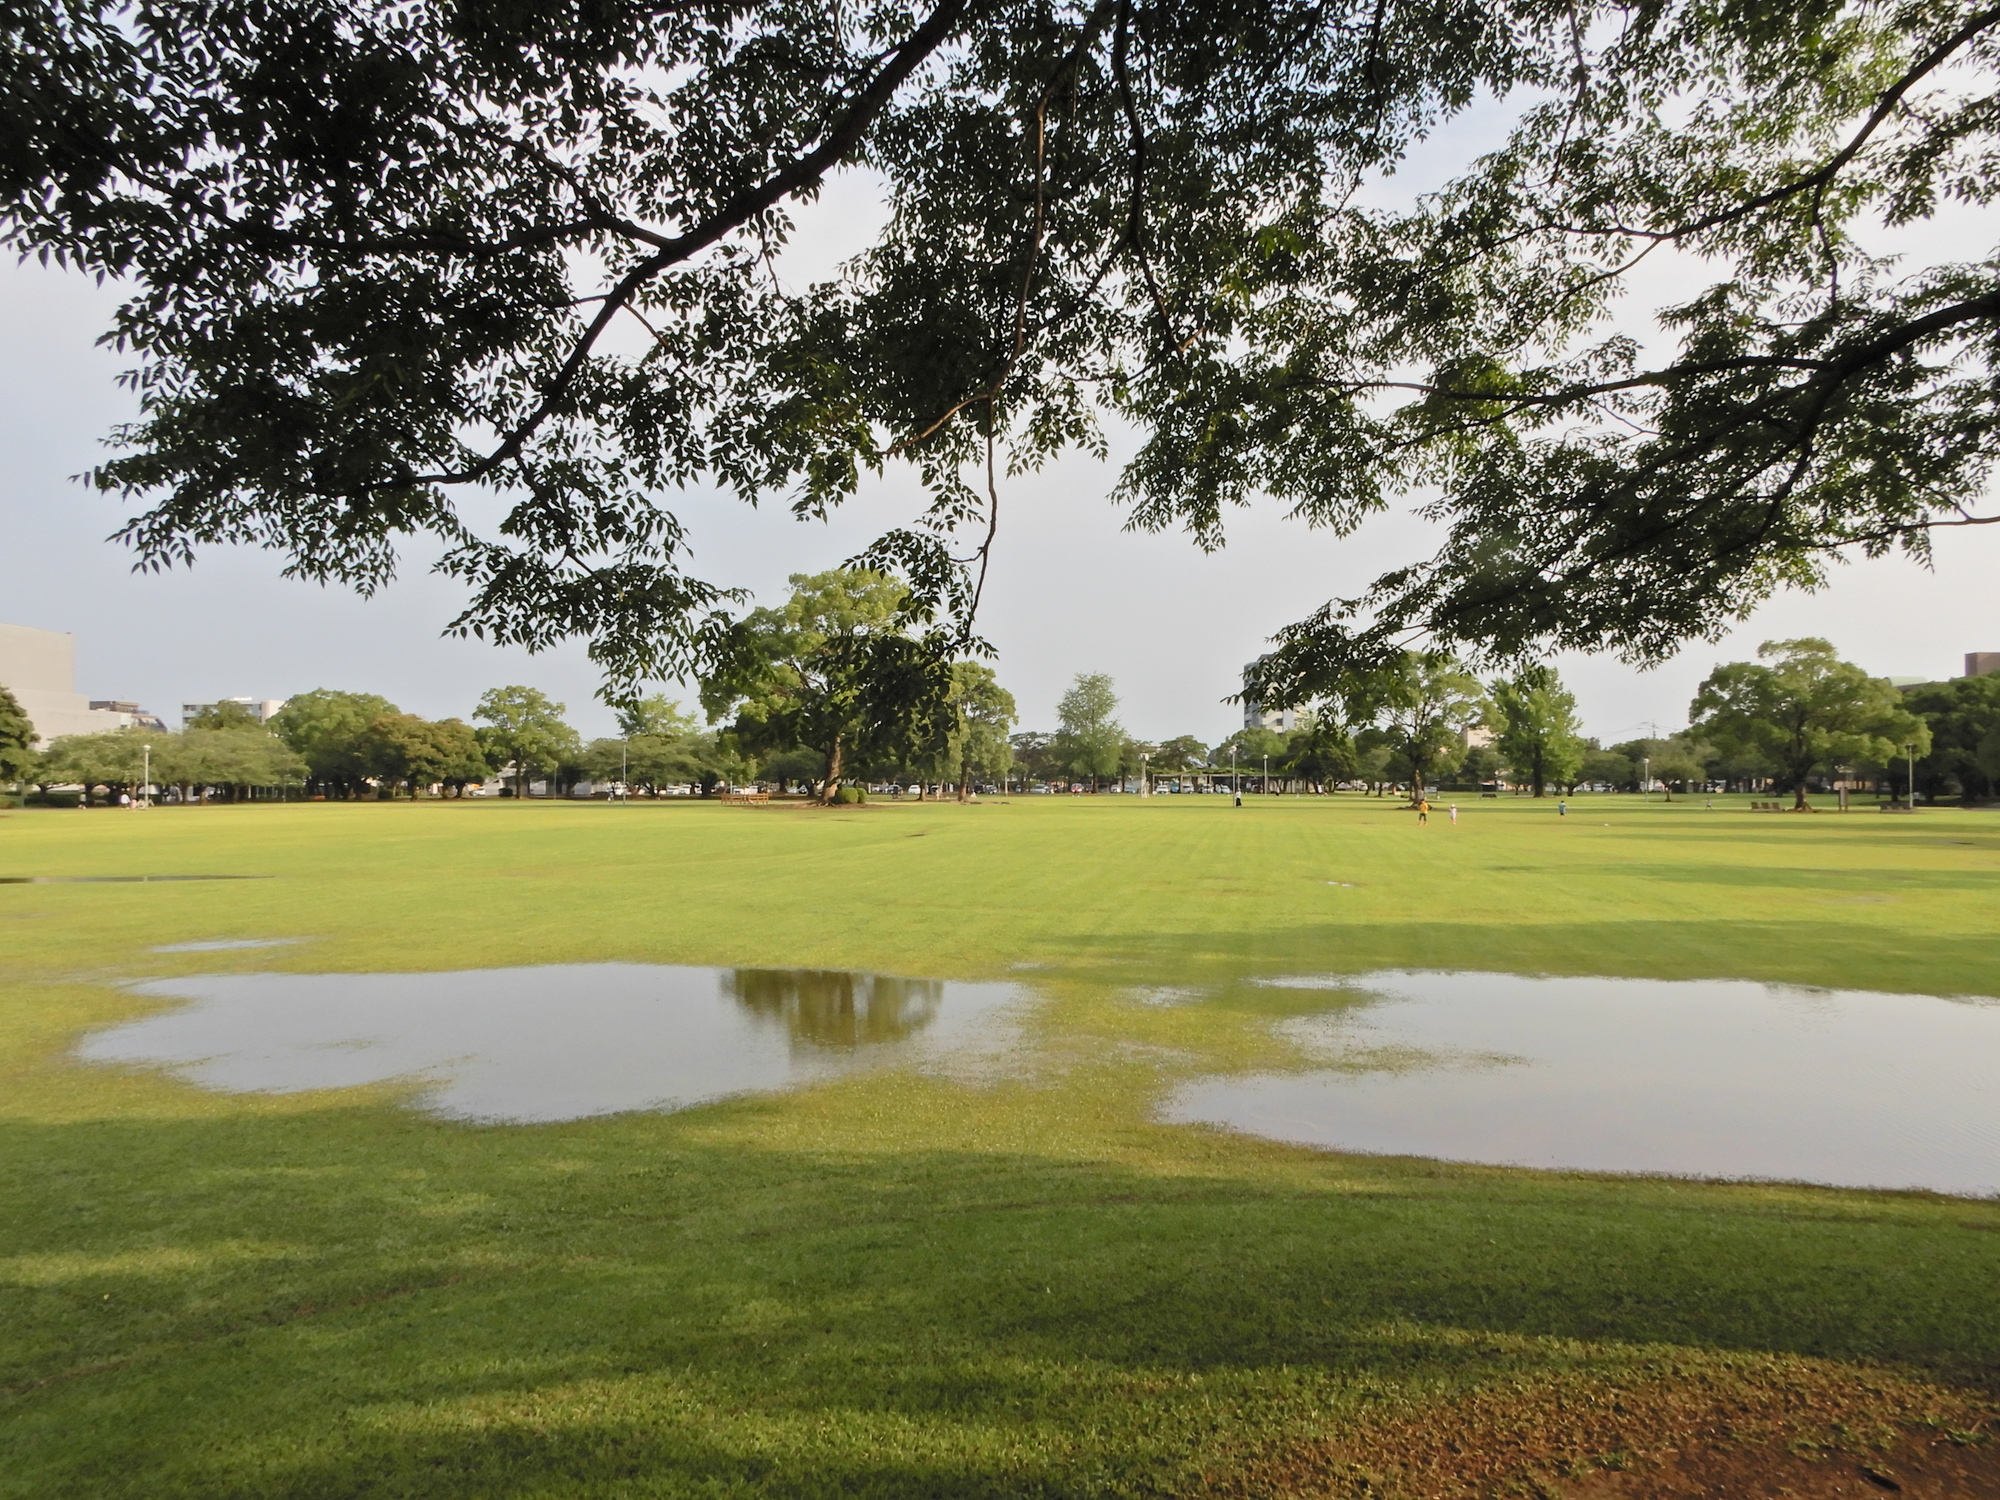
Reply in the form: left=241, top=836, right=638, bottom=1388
left=621, top=738, right=628, bottom=805
left=1906, top=741, right=1918, bottom=809
left=1231, top=746, right=1239, bottom=806
left=1262, top=753, right=1269, bottom=796
left=1642, top=755, right=1650, bottom=800
left=1140, top=752, right=1149, bottom=798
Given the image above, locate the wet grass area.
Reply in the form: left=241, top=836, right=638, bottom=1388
left=2, top=796, right=1998, bottom=1498
left=0, top=874, right=266, bottom=884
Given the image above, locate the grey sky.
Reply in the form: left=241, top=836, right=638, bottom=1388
left=3, top=95, right=1994, bottom=746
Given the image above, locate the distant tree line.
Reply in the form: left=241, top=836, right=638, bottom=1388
left=1009, top=639, right=1973, bottom=811
left=0, top=684, right=743, bottom=804
left=2, top=624, right=1988, bottom=810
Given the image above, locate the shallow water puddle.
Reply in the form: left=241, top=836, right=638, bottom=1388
left=1161, top=971, right=2000, bottom=1197
left=80, top=965, right=1026, bottom=1122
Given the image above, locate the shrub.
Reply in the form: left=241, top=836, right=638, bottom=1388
left=834, top=785, right=866, bottom=805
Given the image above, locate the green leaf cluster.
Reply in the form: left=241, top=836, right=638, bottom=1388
left=18, top=0, right=1995, bottom=689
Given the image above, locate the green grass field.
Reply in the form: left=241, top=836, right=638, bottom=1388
left=3, top=794, right=1998, bottom=1498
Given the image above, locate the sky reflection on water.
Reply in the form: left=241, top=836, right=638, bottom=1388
left=1161, top=971, right=2000, bottom=1197
left=80, top=965, right=1024, bottom=1123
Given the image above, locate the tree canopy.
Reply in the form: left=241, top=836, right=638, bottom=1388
left=702, top=569, right=951, bottom=799
left=1691, top=638, right=1928, bottom=808
left=269, top=690, right=402, bottom=796
left=1280, top=711, right=1358, bottom=790
left=13, top=0, right=1997, bottom=695
left=473, top=686, right=581, bottom=796
left=37, top=725, right=306, bottom=800
left=358, top=713, right=486, bottom=797
left=0, top=685, right=35, bottom=783
left=1053, top=673, right=1124, bottom=787
left=940, top=661, right=1017, bottom=797
left=1903, top=674, right=2000, bottom=801
left=185, top=701, right=264, bottom=731
left=1488, top=665, right=1584, bottom=798
left=1361, top=652, right=1485, bottom=802
left=1612, top=735, right=1712, bottom=800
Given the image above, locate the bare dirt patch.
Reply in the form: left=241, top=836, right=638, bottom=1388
left=1201, top=1355, right=2000, bottom=1499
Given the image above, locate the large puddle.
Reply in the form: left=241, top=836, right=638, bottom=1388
left=1161, top=971, right=2000, bottom=1197
left=80, top=965, right=1024, bottom=1122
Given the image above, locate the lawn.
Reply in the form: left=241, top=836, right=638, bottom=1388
left=3, top=793, right=1997, bottom=1498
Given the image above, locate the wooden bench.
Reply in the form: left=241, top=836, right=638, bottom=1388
left=720, top=791, right=770, bottom=805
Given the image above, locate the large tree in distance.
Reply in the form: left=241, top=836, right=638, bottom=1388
left=1487, top=666, right=1584, bottom=799
left=358, top=714, right=486, bottom=798
left=473, top=687, right=580, bottom=799
left=942, top=662, right=1017, bottom=801
left=1612, top=736, right=1712, bottom=802
left=703, top=570, right=952, bottom=802
left=582, top=694, right=705, bottom=796
left=270, top=690, right=401, bottom=798
left=1281, top=710, right=1357, bottom=792
left=1903, top=675, right=2000, bottom=802
left=1692, top=639, right=1928, bottom=809
left=1053, top=674, right=1124, bottom=790
left=1362, top=653, right=1486, bottom=805
left=13, top=1, right=2000, bottom=695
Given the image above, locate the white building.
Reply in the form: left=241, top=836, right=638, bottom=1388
left=181, top=697, right=287, bottom=728
left=0, top=622, right=147, bottom=746
left=1240, top=656, right=1298, bottom=732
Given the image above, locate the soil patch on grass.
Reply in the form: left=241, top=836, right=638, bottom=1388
left=1207, top=1357, right=1999, bottom=1499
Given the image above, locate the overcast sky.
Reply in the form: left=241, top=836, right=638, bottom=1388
left=3, top=96, right=1994, bottom=746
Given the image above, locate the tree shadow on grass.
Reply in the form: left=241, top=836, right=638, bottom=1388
left=1614, top=864, right=2000, bottom=891
left=4, top=1105, right=1998, bottom=1498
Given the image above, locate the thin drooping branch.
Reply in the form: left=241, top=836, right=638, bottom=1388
left=966, top=425, right=1002, bottom=632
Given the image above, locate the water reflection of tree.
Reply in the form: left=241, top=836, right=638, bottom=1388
left=724, top=970, right=943, bottom=1049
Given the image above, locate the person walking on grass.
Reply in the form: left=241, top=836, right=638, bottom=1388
left=1449, top=803, right=1458, bottom=825
left=1558, top=798, right=1568, bottom=818
left=1417, top=797, right=1430, bottom=825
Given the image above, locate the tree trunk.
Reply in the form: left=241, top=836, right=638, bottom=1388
left=819, top=737, right=844, bottom=804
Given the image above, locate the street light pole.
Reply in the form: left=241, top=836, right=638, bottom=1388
left=621, top=738, right=628, bottom=805
left=1642, top=755, right=1650, bottom=800
left=1263, top=753, right=1268, bottom=796
left=1907, top=741, right=1917, bottom=809
left=1231, top=746, right=1239, bottom=806
left=1140, top=752, right=1149, bottom=798
left=142, top=743, right=151, bottom=809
